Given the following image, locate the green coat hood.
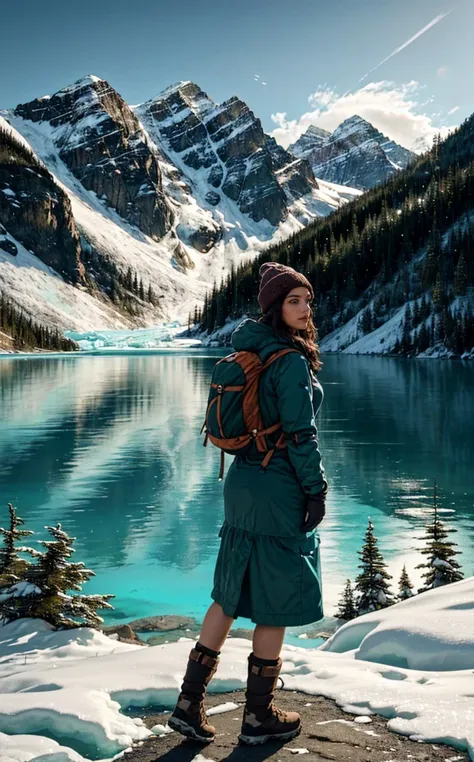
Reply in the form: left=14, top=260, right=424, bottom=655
left=231, top=318, right=293, bottom=362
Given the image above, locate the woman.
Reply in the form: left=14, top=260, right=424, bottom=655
left=169, top=262, right=327, bottom=746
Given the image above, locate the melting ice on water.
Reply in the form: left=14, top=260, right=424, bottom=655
left=65, top=323, right=202, bottom=351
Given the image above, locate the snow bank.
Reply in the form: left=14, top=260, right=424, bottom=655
left=1, top=581, right=474, bottom=761
left=321, top=576, right=474, bottom=671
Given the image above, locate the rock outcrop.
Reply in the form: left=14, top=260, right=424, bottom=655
left=0, top=119, right=84, bottom=282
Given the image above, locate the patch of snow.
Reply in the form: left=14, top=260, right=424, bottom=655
left=0, top=582, right=42, bottom=602
left=205, top=701, right=239, bottom=716
left=150, top=723, right=173, bottom=735
left=289, top=749, right=310, bottom=754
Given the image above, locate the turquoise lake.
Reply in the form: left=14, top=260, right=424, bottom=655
left=0, top=351, right=473, bottom=646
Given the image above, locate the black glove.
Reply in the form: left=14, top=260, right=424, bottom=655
left=301, top=482, right=328, bottom=532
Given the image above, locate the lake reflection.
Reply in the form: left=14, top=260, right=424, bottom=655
left=0, top=352, right=473, bottom=638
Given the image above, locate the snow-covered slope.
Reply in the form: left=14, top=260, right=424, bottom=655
left=1, top=77, right=360, bottom=334
left=0, top=230, right=133, bottom=331
left=290, top=115, right=415, bottom=189
left=1, top=578, right=474, bottom=761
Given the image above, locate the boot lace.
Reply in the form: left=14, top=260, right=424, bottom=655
left=273, top=704, right=288, bottom=722
left=199, top=704, right=208, bottom=727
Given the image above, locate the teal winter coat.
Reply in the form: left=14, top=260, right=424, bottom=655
left=211, top=318, right=326, bottom=627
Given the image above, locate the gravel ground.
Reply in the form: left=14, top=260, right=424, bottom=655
left=123, top=690, right=469, bottom=762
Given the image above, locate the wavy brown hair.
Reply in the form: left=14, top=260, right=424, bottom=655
left=258, top=293, right=322, bottom=373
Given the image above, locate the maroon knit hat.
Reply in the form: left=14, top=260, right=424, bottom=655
left=257, top=262, right=313, bottom=314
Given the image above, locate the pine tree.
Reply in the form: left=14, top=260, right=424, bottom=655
left=398, top=565, right=415, bottom=601
left=417, top=480, right=463, bottom=592
left=432, top=271, right=445, bottom=309
left=335, top=579, right=357, bottom=620
left=401, top=302, right=413, bottom=352
left=354, top=520, right=395, bottom=615
left=0, top=504, right=40, bottom=588
left=27, top=524, right=114, bottom=628
left=422, top=241, right=439, bottom=289
left=0, top=504, right=42, bottom=621
left=359, top=306, right=373, bottom=335
left=454, top=252, right=468, bottom=296
left=413, top=298, right=421, bottom=327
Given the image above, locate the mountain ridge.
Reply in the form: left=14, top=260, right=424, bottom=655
left=1, top=74, right=362, bottom=345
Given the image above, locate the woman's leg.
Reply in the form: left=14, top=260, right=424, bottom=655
left=240, top=625, right=300, bottom=745
left=198, top=602, right=234, bottom=652
left=252, top=625, right=285, bottom=660
left=169, top=603, right=233, bottom=743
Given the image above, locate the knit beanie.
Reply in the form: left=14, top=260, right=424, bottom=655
left=257, top=262, right=313, bottom=314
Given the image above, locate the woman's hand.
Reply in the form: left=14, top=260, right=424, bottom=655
left=301, top=482, right=328, bottom=532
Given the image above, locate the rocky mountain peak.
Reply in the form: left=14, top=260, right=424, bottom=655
left=331, top=115, right=379, bottom=143
left=307, top=124, right=330, bottom=137
left=137, top=82, right=318, bottom=227
left=289, top=114, right=414, bottom=189
left=289, top=125, right=331, bottom=159
left=145, top=81, right=216, bottom=127
left=15, top=75, right=173, bottom=240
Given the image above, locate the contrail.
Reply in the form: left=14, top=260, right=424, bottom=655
left=358, top=10, right=454, bottom=84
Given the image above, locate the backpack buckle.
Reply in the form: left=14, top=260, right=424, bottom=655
left=251, top=429, right=258, bottom=438
left=216, top=384, right=223, bottom=394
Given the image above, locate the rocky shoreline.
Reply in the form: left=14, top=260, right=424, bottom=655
left=102, top=616, right=257, bottom=647
left=102, top=615, right=334, bottom=647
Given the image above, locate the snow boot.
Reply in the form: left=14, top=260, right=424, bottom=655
left=168, top=643, right=219, bottom=743
left=238, top=652, right=301, bottom=745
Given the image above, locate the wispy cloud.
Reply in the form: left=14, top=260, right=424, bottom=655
left=437, top=66, right=449, bottom=78
left=358, top=11, right=454, bottom=84
left=448, top=105, right=460, bottom=115
left=254, top=74, right=260, bottom=80
left=270, top=81, right=456, bottom=151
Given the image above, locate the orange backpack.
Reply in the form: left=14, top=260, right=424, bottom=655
left=201, top=348, right=300, bottom=480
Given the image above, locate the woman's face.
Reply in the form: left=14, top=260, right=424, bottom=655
left=281, top=287, right=313, bottom=331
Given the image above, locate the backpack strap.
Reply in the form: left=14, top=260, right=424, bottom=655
left=244, top=348, right=300, bottom=454
left=238, top=347, right=300, bottom=453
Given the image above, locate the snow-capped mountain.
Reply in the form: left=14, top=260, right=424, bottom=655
left=14, top=75, right=173, bottom=241
left=289, top=115, right=415, bottom=189
left=0, top=76, right=361, bottom=338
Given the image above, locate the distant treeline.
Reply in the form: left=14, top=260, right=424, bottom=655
left=0, top=294, right=77, bottom=351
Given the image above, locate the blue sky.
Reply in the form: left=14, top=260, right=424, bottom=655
left=1, top=0, right=472, bottom=150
